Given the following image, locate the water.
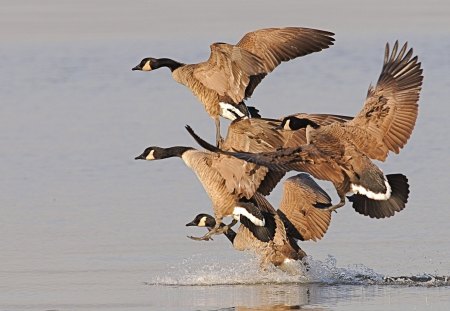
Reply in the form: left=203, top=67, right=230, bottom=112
left=1, top=1, right=450, bottom=310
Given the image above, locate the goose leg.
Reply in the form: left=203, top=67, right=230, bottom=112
left=220, top=218, right=237, bottom=234
left=187, top=226, right=217, bottom=241
left=322, top=195, right=346, bottom=212
left=188, top=219, right=237, bottom=241
left=214, top=118, right=223, bottom=147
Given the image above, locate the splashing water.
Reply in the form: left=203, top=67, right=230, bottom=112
left=146, top=253, right=449, bottom=287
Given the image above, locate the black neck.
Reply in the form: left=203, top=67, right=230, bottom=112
left=154, top=58, right=184, bottom=72
left=160, top=146, right=193, bottom=159
left=291, top=118, right=320, bottom=130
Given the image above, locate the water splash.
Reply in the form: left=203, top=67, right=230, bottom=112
left=146, top=254, right=449, bottom=287
left=148, top=254, right=309, bottom=286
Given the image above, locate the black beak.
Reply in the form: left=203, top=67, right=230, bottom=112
left=132, top=65, right=141, bottom=71
left=275, top=124, right=284, bottom=130
left=185, top=221, right=196, bottom=227
left=135, top=153, right=145, bottom=160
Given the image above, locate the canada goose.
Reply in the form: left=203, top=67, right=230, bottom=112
left=186, top=41, right=423, bottom=219
left=134, top=146, right=281, bottom=240
left=132, top=27, right=335, bottom=146
left=186, top=173, right=332, bottom=270
left=220, top=113, right=353, bottom=153
left=186, top=211, right=303, bottom=272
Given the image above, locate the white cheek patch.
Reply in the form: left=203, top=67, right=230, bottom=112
left=284, top=119, right=291, bottom=130
left=350, top=177, right=392, bottom=200
left=145, top=150, right=155, bottom=160
left=198, top=216, right=207, bottom=227
left=219, top=102, right=246, bottom=121
left=142, top=61, right=152, bottom=71
left=233, top=206, right=265, bottom=226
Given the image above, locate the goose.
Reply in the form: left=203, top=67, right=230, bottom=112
left=132, top=27, right=334, bottom=146
left=186, top=173, right=332, bottom=271
left=134, top=146, right=282, bottom=240
left=220, top=113, right=353, bottom=153
left=186, top=41, right=423, bottom=219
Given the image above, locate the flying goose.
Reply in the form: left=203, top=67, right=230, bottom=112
left=186, top=41, right=423, bottom=219
left=134, top=146, right=281, bottom=240
left=221, top=113, right=353, bottom=153
left=132, top=27, right=334, bottom=146
left=186, top=173, right=332, bottom=271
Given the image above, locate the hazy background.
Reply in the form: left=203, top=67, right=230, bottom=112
left=1, top=1, right=449, bottom=310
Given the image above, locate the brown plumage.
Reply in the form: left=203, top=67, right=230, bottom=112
left=134, top=146, right=277, bottom=240
left=186, top=173, right=332, bottom=271
left=187, top=41, right=422, bottom=219
left=132, top=27, right=335, bottom=145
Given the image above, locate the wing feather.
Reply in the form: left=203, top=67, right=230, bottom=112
left=193, top=43, right=265, bottom=103
left=278, top=174, right=332, bottom=241
left=346, top=41, right=423, bottom=161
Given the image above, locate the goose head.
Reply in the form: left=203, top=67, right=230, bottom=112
left=279, top=116, right=320, bottom=131
left=132, top=57, right=156, bottom=71
left=186, top=214, right=216, bottom=228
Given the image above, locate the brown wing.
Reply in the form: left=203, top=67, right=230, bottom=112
left=193, top=43, right=265, bottom=103
left=237, top=28, right=335, bottom=69
left=345, top=41, right=423, bottom=161
left=236, top=27, right=335, bottom=97
left=278, top=174, right=332, bottom=241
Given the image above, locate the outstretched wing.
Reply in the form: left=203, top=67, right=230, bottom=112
left=345, top=41, right=423, bottom=161
left=237, top=27, right=334, bottom=97
left=237, top=27, right=335, bottom=72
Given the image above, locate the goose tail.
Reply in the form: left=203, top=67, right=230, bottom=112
left=348, top=174, right=409, bottom=219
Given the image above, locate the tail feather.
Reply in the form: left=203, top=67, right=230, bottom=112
left=348, top=174, right=409, bottom=219
left=185, top=125, right=221, bottom=152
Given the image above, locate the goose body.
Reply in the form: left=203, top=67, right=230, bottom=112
left=187, top=41, right=422, bottom=219
left=187, top=173, right=332, bottom=271
left=132, top=27, right=335, bottom=145
left=135, top=146, right=281, bottom=239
